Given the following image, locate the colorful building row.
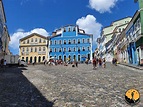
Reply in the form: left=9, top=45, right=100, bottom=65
left=96, top=0, right=143, bottom=66
left=19, top=25, right=93, bottom=63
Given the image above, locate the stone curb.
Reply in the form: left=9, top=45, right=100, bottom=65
left=119, top=63, right=143, bottom=70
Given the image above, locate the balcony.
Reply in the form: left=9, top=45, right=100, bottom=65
left=38, top=51, right=46, bottom=55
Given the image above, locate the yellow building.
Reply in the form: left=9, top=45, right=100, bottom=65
left=19, top=33, right=49, bottom=64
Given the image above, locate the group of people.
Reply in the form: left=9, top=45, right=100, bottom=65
left=92, top=58, right=106, bottom=69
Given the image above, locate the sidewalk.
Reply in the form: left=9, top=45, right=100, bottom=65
left=119, top=63, right=143, bottom=70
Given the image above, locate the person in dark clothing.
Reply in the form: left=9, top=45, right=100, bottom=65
left=98, top=58, right=102, bottom=67
left=93, top=58, right=96, bottom=69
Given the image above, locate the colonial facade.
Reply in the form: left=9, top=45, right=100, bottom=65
left=49, top=25, right=93, bottom=62
left=19, top=33, right=49, bottom=63
left=0, top=0, right=10, bottom=59
left=98, top=17, right=131, bottom=62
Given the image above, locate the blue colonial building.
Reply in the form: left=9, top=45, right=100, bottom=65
left=49, top=25, right=93, bottom=62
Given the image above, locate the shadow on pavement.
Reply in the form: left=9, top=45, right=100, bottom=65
left=0, top=67, right=54, bottom=107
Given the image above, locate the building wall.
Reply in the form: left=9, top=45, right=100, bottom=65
left=19, top=33, right=49, bottom=63
left=49, top=25, right=93, bottom=62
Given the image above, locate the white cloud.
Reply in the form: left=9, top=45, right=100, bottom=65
left=9, top=28, right=49, bottom=50
left=76, top=15, right=102, bottom=49
left=89, top=0, right=119, bottom=13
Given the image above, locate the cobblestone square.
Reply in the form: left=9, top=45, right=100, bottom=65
left=0, top=63, right=143, bottom=107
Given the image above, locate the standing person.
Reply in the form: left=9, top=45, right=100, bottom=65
left=4, top=60, right=7, bottom=66
left=98, top=58, right=102, bottom=67
left=92, top=58, right=96, bottom=69
left=74, top=59, right=78, bottom=67
left=102, top=58, right=106, bottom=68
left=32, top=61, right=35, bottom=66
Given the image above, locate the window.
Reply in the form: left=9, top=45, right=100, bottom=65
left=59, top=40, right=62, bottom=44
left=88, top=47, right=90, bottom=51
left=73, top=39, right=75, bottom=44
left=39, top=38, right=41, bottom=43
left=68, top=40, right=71, bottom=44
left=83, top=47, right=85, bottom=51
left=68, top=28, right=70, bottom=32
left=27, top=47, right=29, bottom=52
left=35, top=38, right=37, bottom=42
left=35, top=47, right=37, bottom=52
left=50, top=48, right=52, bottom=52
left=87, top=39, right=90, bottom=43
left=43, top=40, right=46, bottom=43
left=82, top=39, right=85, bottom=43
left=69, top=48, right=71, bottom=52
left=54, top=48, right=57, bottom=52
left=55, top=40, right=57, bottom=45
left=64, top=28, right=66, bottom=32
left=78, top=39, right=80, bottom=44
left=39, top=47, right=41, bottom=51
left=78, top=47, right=80, bottom=52
left=22, top=48, right=25, bottom=52
left=43, top=47, right=45, bottom=51
left=59, top=48, right=61, bottom=52
left=50, top=41, right=52, bottom=45
left=27, top=39, right=29, bottom=44
left=64, top=40, right=66, bottom=44
left=74, top=47, right=76, bottom=52
left=73, top=27, right=76, bottom=31
left=31, top=38, right=33, bottom=42
left=23, top=41, right=25, bottom=44
left=64, top=48, right=66, bottom=52
left=31, top=47, right=33, bottom=52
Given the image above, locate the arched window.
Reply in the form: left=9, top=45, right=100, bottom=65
left=64, top=40, right=66, bottom=44
left=34, top=56, right=37, bottom=63
left=43, top=56, right=45, bottom=61
left=68, top=40, right=71, bottom=44
left=50, top=41, right=52, bottom=45
left=59, top=48, right=61, bottom=52
left=82, top=47, right=85, bottom=51
left=69, top=48, right=71, bottom=52
left=55, top=40, right=57, bottom=45
left=64, top=48, right=66, bottom=52
left=50, top=48, right=52, bottom=52
left=38, top=56, right=41, bottom=62
left=78, top=39, right=80, bottom=44
left=74, top=47, right=76, bottom=52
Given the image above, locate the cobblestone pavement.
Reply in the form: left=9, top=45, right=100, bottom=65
left=0, top=63, right=143, bottom=107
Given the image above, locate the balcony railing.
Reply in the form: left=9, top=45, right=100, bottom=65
left=38, top=51, right=46, bottom=55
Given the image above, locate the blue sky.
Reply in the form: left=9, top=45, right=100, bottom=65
left=3, top=0, right=139, bottom=55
